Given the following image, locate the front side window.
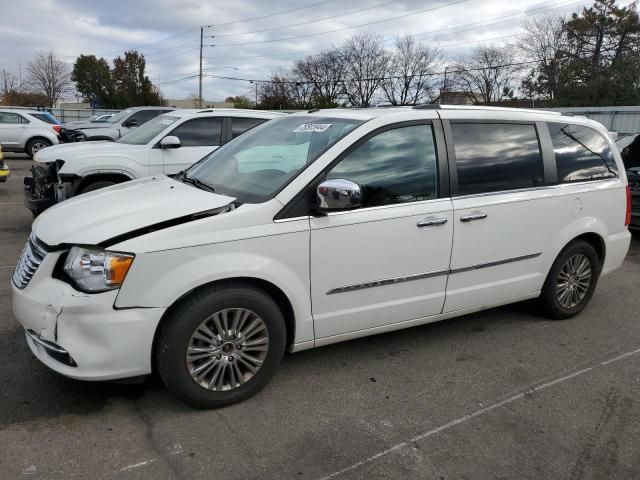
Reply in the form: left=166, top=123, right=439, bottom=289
left=168, top=118, right=222, bottom=147
left=231, top=117, right=267, bottom=139
left=452, top=123, right=544, bottom=196
left=117, top=115, right=179, bottom=145
left=326, top=124, right=438, bottom=208
left=548, top=122, right=618, bottom=182
left=186, top=115, right=363, bottom=203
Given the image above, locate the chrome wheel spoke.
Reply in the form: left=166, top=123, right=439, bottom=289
left=186, top=307, right=269, bottom=391
left=556, top=253, right=592, bottom=309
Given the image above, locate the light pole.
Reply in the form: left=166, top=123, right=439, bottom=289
left=250, top=81, right=258, bottom=107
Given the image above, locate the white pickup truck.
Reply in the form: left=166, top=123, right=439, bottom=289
left=24, top=109, right=285, bottom=215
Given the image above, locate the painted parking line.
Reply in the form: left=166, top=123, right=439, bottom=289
left=317, top=346, right=640, bottom=480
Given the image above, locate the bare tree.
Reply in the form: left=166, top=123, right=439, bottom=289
left=26, top=51, right=71, bottom=107
left=451, top=44, right=521, bottom=104
left=340, top=33, right=390, bottom=107
left=1, top=69, right=19, bottom=102
left=382, top=35, right=442, bottom=105
left=294, top=49, right=345, bottom=107
left=517, top=16, right=568, bottom=100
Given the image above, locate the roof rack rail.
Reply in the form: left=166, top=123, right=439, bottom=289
left=412, top=104, right=441, bottom=110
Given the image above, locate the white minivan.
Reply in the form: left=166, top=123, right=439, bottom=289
left=11, top=106, right=632, bottom=408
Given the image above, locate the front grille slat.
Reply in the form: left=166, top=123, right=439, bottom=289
left=12, top=234, right=49, bottom=289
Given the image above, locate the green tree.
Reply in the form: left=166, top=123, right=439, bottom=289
left=72, top=54, right=116, bottom=108
left=112, top=51, right=163, bottom=107
left=559, top=0, right=640, bottom=105
left=225, top=95, right=252, bottom=108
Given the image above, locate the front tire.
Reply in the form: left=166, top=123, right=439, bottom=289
left=156, top=283, right=287, bottom=408
left=77, top=180, right=117, bottom=194
left=539, top=240, right=601, bottom=319
left=26, top=138, right=52, bottom=158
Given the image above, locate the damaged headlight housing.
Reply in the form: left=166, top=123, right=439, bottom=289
left=64, top=247, right=134, bottom=292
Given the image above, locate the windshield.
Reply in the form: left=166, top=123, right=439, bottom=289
left=117, top=115, right=179, bottom=145
left=107, top=109, right=134, bottom=123
left=615, top=134, right=638, bottom=150
left=186, top=115, right=364, bottom=202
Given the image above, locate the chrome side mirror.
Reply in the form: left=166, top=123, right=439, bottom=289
left=315, top=179, right=361, bottom=212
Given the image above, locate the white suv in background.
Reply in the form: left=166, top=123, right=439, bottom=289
left=0, top=109, right=61, bottom=157
left=12, top=106, right=631, bottom=408
left=24, top=109, right=285, bottom=214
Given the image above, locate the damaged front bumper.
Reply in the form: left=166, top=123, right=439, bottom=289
left=23, top=161, right=76, bottom=214
left=11, top=249, right=166, bottom=381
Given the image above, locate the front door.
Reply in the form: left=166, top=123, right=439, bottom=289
left=310, top=122, right=453, bottom=339
left=162, top=117, right=223, bottom=175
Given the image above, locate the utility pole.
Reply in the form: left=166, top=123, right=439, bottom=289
left=198, top=26, right=203, bottom=109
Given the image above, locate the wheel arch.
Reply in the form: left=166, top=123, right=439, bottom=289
left=76, top=172, right=133, bottom=193
left=150, top=276, right=297, bottom=371
left=24, top=136, right=53, bottom=153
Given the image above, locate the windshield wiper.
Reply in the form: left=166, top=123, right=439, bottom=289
left=181, top=175, right=216, bottom=193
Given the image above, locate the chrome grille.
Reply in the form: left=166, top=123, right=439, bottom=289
left=12, top=235, right=48, bottom=289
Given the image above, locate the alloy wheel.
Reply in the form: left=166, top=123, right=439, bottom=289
left=556, top=253, right=592, bottom=309
left=186, top=308, right=269, bottom=391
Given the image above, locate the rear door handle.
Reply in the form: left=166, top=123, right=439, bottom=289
left=417, top=216, right=448, bottom=227
left=460, top=211, right=488, bottom=222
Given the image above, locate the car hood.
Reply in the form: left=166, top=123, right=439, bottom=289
left=33, top=175, right=235, bottom=246
left=34, top=141, right=143, bottom=163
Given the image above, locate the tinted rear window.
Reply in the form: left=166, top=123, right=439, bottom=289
left=548, top=122, right=618, bottom=182
left=31, top=113, right=59, bottom=125
left=231, top=117, right=267, bottom=139
left=451, top=123, right=544, bottom=195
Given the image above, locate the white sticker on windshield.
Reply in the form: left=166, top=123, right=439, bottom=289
left=293, top=123, right=332, bottom=133
left=160, top=119, right=175, bottom=125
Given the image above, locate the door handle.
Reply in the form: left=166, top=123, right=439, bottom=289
left=460, top=211, right=488, bottom=222
left=417, top=216, right=448, bottom=227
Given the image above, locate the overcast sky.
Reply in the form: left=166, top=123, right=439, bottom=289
left=1, top=0, right=633, bottom=102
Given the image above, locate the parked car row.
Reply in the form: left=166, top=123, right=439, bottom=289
left=59, top=106, right=174, bottom=142
left=24, top=109, right=285, bottom=214
left=10, top=105, right=632, bottom=408
left=618, top=133, right=640, bottom=228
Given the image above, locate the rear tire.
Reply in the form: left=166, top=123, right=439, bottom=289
left=26, top=138, right=52, bottom=158
left=539, top=240, right=601, bottom=320
left=156, top=283, right=287, bottom=408
left=77, top=179, right=117, bottom=194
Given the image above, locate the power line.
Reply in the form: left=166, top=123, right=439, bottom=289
left=201, top=60, right=541, bottom=85
left=207, top=0, right=470, bottom=47
left=95, top=28, right=199, bottom=57
left=205, top=0, right=338, bottom=27
left=210, top=0, right=404, bottom=38
left=201, top=0, right=579, bottom=62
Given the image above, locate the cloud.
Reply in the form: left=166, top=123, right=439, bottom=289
left=0, top=0, right=628, bottom=102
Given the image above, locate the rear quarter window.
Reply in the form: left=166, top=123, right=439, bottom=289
left=547, top=122, right=618, bottom=182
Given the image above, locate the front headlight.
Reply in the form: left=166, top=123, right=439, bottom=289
left=64, top=247, right=134, bottom=292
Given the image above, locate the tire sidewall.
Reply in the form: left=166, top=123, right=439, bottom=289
left=79, top=180, right=116, bottom=194
left=27, top=138, right=51, bottom=158
left=543, top=241, right=601, bottom=319
left=157, top=287, right=286, bottom=408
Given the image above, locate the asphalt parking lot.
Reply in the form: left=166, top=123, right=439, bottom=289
left=1, top=155, right=639, bottom=480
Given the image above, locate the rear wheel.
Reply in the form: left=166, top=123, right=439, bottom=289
left=156, top=283, right=287, bottom=408
left=540, top=240, right=601, bottom=319
left=26, top=138, right=52, bottom=158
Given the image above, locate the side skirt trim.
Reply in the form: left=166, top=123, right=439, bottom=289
left=326, top=252, right=542, bottom=295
